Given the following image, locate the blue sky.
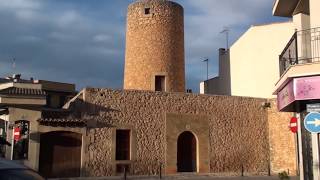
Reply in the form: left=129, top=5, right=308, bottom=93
left=0, top=0, right=288, bottom=92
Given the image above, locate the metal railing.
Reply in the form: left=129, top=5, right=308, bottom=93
left=279, top=27, right=320, bottom=76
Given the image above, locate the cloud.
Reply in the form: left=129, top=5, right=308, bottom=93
left=0, top=0, right=286, bottom=92
left=0, top=0, right=41, bottom=10
left=172, top=0, right=286, bottom=91
left=0, top=0, right=126, bottom=90
left=93, top=34, right=112, bottom=43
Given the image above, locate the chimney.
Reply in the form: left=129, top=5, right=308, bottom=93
left=12, top=74, right=21, bottom=82
left=219, top=48, right=226, bottom=55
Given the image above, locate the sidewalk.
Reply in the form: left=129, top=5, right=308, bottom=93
left=51, top=174, right=299, bottom=180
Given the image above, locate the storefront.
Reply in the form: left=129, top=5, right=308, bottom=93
left=276, top=75, right=320, bottom=180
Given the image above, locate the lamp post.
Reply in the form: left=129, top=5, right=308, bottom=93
left=202, top=58, right=209, bottom=80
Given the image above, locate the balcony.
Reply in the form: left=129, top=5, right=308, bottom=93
left=279, top=27, right=320, bottom=76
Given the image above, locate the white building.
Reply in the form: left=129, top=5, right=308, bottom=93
left=200, top=21, right=295, bottom=99
left=273, top=0, right=320, bottom=179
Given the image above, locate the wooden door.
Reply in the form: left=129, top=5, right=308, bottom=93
left=177, top=131, right=197, bottom=172
left=39, top=131, right=82, bottom=178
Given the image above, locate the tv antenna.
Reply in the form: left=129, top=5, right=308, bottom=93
left=220, top=27, right=230, bottom=50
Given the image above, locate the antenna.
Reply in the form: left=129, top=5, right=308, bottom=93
left=12, top=58, right=16, bottom=68
left=220, top=27, right=230, bottom=50
left=202, top=58, right=209, bottom=80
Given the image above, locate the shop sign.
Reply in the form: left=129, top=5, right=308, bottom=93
left=307, top=104, right=320, bottom=113
left=304, top=112, right=320, bottom=133
left=277, top=80, right=295, bottom=110
left=296, top=76, right=320, bottom=100
left=277, top=76, right=320, bottom=111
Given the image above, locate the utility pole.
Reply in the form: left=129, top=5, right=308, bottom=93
left=202, top=58, right=209, bottom=80
left=220, top=27, right=230, bottom=50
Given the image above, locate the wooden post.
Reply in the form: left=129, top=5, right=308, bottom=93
left=241, top=164, right=244, bottom=177
left=159, top=163, right=162, bottom=179
left=124, top=166, right=127, bottom=180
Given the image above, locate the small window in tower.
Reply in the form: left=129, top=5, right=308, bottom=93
left=144, top=8, right=151, bottom=15
left=116, top=130, right=131, bottom=161
left=155, top=76, right=166, bottom=92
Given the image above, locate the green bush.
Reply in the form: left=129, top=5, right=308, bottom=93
left=278, top=171, right=290, bottom=180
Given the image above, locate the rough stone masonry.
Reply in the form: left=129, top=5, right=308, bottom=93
left=65, top=88, right=297, bottom=177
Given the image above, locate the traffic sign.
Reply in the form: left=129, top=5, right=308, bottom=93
left=304, top=112, right=320, bottom=133
left=289, top=117, right=298, bottom=133
left=14, top=127, right=21, bottom=141
left=307, top=104, right=320, bottom=113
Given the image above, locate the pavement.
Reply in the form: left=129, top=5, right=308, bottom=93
left=51, top=174, right=299, bottom=180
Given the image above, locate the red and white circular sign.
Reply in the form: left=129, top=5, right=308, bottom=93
left=289, top=117, right=298, bottom=133
left=14, top=127, right=21, bottom=141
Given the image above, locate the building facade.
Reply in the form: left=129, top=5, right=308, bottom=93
left=0, top=0, right=300, bottom=179
left=200, top=21, right=295, bottom=98
left=273, top=0, right=320, bottom=179
left=0, top=74, right=76, bottom=172
left=32, top=0, right=296, bottom=178
left=53, top=88, right=296, bottom=178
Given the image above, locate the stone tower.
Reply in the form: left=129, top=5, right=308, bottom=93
left=124, top=0, right=185, bottom=92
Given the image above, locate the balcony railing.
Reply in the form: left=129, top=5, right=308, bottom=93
left=279, top=27, right=320, bottom=76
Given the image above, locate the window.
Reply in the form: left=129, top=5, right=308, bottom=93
left=116, top=130, right=130, bottom=161
left=155, top=76, right=166, bottom=92
left=59, top=95, right=66, bottom=108
left=13, top=120, right=29, bottom=160
left=144, top=8, right=150, bottom=15
left=46, top=94, right=51, bottom=107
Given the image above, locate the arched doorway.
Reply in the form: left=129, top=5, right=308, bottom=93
left=177, top=131, right=197, bottom=172
left=39, top=131, right=82, bottom=178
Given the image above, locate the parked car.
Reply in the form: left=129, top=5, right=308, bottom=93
left=0, top=158, right=45, bottom=180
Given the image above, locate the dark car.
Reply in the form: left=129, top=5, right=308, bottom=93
left=0, top=158, right=45, bottom=180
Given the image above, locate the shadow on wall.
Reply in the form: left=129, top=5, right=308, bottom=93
left=67, top=98, right=120, bottom=129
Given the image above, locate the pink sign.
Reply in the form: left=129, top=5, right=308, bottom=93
left=277, top=80, right=295, bottom=110
left=277, top=76, right=320, bottom=111
left=295, top=76, right=320, bottom=100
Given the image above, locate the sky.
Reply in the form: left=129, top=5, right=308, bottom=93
left=0, top=0, right=288, bottom=92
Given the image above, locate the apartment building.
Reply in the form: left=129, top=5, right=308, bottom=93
left=273, top=0, right=320, bottom=179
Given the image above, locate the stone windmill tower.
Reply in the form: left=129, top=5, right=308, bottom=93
left=124, top=0, right=185, bottom=92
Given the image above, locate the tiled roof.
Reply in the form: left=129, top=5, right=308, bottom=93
left=38, top=118, right=86, bottom=127
left=42, top=109, right=71, bottom=119
left=0, top=87, right=46, bottom=96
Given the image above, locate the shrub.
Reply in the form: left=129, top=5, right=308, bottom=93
left=278, top=171, right=290, bottom=180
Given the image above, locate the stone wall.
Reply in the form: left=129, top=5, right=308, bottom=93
left=124, top=0, right=185, bottom=92
left=267, top=99, right=297, bottom=175
left=76, top=88, right=296, bottom=176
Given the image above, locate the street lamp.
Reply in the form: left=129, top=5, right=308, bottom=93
left=202, top=58, right=209, bottom=80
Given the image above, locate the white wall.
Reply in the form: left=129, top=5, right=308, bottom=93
left=310, top=0, right=320, bottom=28
left=230, top=22, right=295, bottom=98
